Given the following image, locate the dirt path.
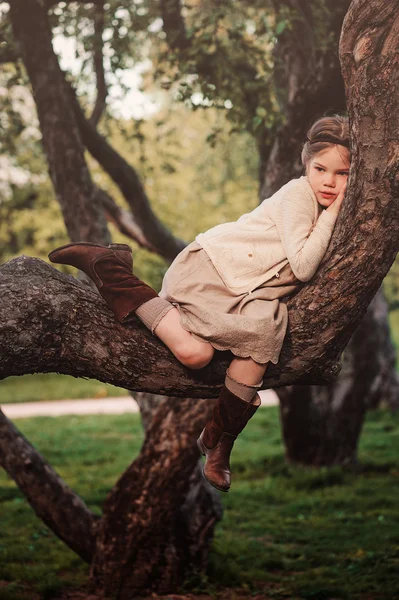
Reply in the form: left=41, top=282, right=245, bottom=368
left=1, top=390, right=278, bottom=419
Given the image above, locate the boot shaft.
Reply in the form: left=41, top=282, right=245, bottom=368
left=202, top=386, right=260, bottom=449
left=49, top=242, right=158, bottom=321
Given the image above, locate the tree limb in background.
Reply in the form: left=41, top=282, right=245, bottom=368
left=89, top=0, right=107, bottom=127
left=367, top=290, right=399, bottom=412
left=68, top=82, right=187, bottom=262
left=0, top=409, right=98, bottom=562
left=97, top=187, right=157, bottom=252
left=260, top=0, right=350, bottom=198
left=277, top=289, right=398, bottom=466
left=271, top=0, right=316, bottom=109
left=9, top=0, right=111, bottom=245
left=160, top=0, right=189, bottom=50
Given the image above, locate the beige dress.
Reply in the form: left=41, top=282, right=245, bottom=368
left=159, top=241, right=302, bottom=365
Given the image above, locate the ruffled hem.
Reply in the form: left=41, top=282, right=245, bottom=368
left=175, top=304, right=281, bottom=365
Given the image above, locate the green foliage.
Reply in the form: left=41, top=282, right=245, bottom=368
left=385, top=264, right=399, bottom=312
left=1, top=103, right=258, bottom=291
left=1, top=407, right=399, bottom=598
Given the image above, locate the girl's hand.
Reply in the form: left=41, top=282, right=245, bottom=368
left=326, top=182, right=347, bottom=216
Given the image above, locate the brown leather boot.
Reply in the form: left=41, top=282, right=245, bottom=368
left=48, top=242, right=158, bottom=322
left=197, top=386, right=260, bottom=492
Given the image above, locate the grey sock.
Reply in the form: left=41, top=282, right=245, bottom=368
left=225, top=371, right=262, bottom=404
left=136, top=297, right=174, bottom=333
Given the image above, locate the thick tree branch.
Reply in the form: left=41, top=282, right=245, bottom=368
left=89, top=1, right=107, bottom=127
left=0, top=256, right=340, bottom=396
left=97, top=187, right=157, bottom=252
left=68, top=83, right=186, bottom=262
left=91, top=395, right=218, bottom=595
left=0, top=409, right=98, bottom=562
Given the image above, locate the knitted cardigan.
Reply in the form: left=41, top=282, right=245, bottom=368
left=196, top=176, right=338, bottom=294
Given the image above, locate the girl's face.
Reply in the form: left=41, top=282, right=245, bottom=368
left=306, top=146, right=350, bottom=208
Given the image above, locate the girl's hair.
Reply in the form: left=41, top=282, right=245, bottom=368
left=301, top=115, right=350, bottom=167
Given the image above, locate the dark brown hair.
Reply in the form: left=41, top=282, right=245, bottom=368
left=301, top=115, right=351, bottom=168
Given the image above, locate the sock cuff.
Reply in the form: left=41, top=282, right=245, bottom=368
left=136, top=297, right=174, bottom=333
left=225, top=370, right=263, bottom=403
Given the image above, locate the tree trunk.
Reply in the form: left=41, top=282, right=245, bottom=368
left=89, top=396, right=218, bottom=597
left=9, top=0, right=110, bottom=245
left=8, top=0, right=220, bottom=590
left=277, top=288, right=397, bottom=465
left=259, top=0, right=349, bottom=199
left=2, top=0, right=399, bottom=597
left=266, top=0, right=399, bottom=465
left=0, top=409, right=98, bottom=562
left=364, top=289, right=399, bottom=412
left=133, top=392, right=223, bottom=576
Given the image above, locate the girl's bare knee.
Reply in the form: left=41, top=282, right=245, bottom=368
left=175, top=341, right=214, bottom=370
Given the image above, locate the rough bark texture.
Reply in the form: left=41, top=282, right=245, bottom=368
left=277, top=289, right=396, bottom=465
left=0, top=409, right=98, bottom=562
left=0, top=254, right=384, bottom=394
left=265, top=0, right=399, bottom=465
left=69, top=83, right=186, bottom=262
left=90, top=396, right=219, bottom=597
left=134, top=391, right=223, bottom=573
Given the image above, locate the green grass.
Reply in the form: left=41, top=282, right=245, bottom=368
left=389, top=310, right=399, bottom=363
left=0, top=373, right=127, bottom=403
left=1, top=407, right=399, bottom=599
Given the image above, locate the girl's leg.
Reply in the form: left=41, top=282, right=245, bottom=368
left=48, top=242, right=215, bottom=370
left=198, top=358, right=268, bottom=492
left=153, top=307, right=215, bottom=370
left=227, top=356, right=268, bottom=387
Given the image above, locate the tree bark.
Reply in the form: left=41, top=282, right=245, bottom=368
left=260, top=0, right=349, bottom=199
left=2, top=0, right=399, bottom=597
left=0, top=409, right=98, bottom=562
left=277, top=289, right=396, bottom=465
left=2, top=253, right=391, bottom=394
left=90, top=396, right=219, bottom=597
left=9, top=0, right=110, bottom=246
left=264, top=0, right=399, bottom=465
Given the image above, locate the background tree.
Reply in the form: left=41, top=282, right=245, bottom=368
left=1, top=0, right=399, bottom=596
left=259, top=0, right=399, bottom=464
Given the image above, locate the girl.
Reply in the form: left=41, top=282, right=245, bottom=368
left=49, top=115, right=350, bottom=492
